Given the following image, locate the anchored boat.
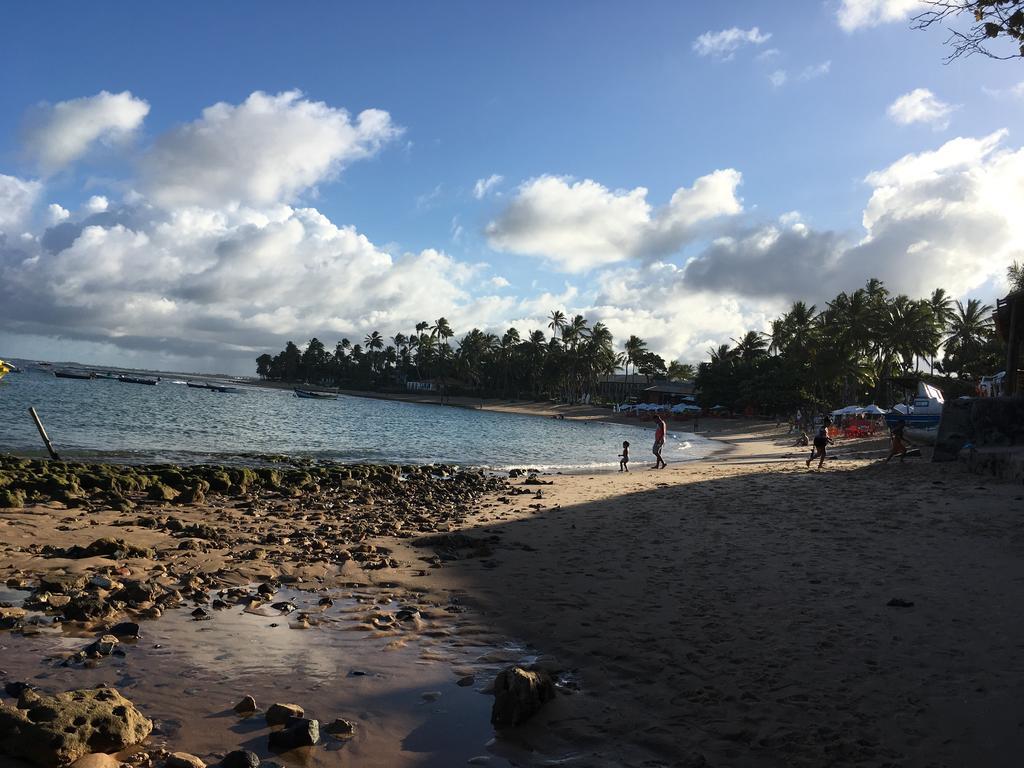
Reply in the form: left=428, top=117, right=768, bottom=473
left=118, top=375, right=159, bottom=386
left=54, top=370, right=96, bottom=380
left=294, top=388, right=338, bottom=400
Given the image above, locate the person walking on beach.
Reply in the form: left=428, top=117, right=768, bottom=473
left=806, top=425, right=833, bottom=469
left=884, top=420, right=911, bottom=463
left=619, top=441, right=630, bottom=472
left=652, top=414, right=667, bottom=469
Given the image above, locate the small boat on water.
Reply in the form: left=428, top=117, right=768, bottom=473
left=294, top=388, right=338, bottom=400
left=54, top=370, right=96, bottom=380
left=94, top=372, right=117, bottom=379
left=118, top=375, right=159, bottom=386
left=187, top=381, right=240, bottom=393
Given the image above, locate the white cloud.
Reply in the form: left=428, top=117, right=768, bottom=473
left=837, top=0, right=924, bottom=31
left=489, top=276, right=511, bottom=288
left=473, top=174, right=504, bottom=199
left=0, top=174, right=42, bottom=232
left=141, top=90, right=401, bottom=208
left=983, top=81, right=1024, bottom=100
left=47, top=203, right=70, bottom=224
left=887, top=88, right=956, bottom=129
left=0, top=200, right=481, bottom=363
left=84, top=195, right=109, bottom=214
left=684, top=130, right=1024, bottom=301
left=769, top=70, right=788, bottom=87
left=799, top=60, right=832, bottom=80
left=485, top=170, right=743, bottom=272
left=692, top=27, right=772, bottom=59
left=23, top=91, right=149, bottom=173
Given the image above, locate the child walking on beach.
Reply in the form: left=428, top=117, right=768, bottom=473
left=619, top=441, right=630, bottom=472
left=806, top=425, right=833, bottom=469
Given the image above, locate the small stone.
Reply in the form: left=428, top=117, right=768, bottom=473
left=84, top=634, right=120, bottom=658
left=220, top=751, right=260, bottom=768
left=887, top=598, right=915, bottom=608
left=325, top=718, right=356, bottom=739
left=268, top=718, right=320, bottom=750
left=491, top=666, right=555, bottom=727
left=456, top=675, right=475, bottom=687
left=421, top=691, right=442, bottom=702
left=233, top=695, right=258, bottom=714
left=71, top=754, right=123, bottom=768
left=165, top=752, right=206, bottom=768
left=108, top=621, right=141, bottom=639
left=265, top=702, right=304, bottom=726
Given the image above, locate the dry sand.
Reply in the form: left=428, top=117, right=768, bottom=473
left=2, top=423, right=1024, bottom=767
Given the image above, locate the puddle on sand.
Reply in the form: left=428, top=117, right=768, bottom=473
left=0, top=586, right=540, bottom=768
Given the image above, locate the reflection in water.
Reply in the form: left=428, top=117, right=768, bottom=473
left=0, top=586, right=547, bottom=768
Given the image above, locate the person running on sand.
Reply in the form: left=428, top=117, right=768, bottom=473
left=884, top=420, right=911, bottom=463
left=619, top=441, right=630, bottom=472
left=806, top=426, right=833, bottom=469
left=652, top=415, right=667, bottom=469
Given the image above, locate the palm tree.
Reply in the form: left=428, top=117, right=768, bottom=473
left=667, top=361, right=695, bottom=381
left=1008, top=261, right=1024, bottom=293
left=622, top=335, right=648, bottom=401
left=731, top=331, right=767, bottom=364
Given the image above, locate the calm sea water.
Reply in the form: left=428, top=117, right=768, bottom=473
left=0, top=364, right=717, bottom=470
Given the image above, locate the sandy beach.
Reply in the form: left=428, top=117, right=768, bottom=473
left=2, top=423, right=1023, bottom=767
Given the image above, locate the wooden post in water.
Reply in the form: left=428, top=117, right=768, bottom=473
left=28, top=407, right=61, bottom=460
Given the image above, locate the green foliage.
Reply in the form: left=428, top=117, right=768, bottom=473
left=696, top=278, right=999, bottom=414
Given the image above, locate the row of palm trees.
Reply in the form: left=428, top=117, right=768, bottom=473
left=256, top=313, right=678, bottom=401
left=696, top=278, right=1000, bottom=414
left=258, top=276, right=1004, bottom=409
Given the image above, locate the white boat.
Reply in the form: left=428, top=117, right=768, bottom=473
left=885, top=382, right=944, bottom=444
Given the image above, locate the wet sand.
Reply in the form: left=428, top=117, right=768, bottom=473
left=3, top=425, right=1024, bottom=766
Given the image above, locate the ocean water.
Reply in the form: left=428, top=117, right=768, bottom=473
left=0, top=365, right=717, bottom=470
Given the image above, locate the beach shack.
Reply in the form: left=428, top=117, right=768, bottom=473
left=642, top=380, right=696, bottom=406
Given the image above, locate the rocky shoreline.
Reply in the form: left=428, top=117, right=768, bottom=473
left=0, top=453, right=564, bottom=768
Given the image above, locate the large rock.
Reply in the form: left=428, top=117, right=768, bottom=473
left=490, top=666, right=555, bottom=727
left=0, top=687, right=152, bottom=768
left=220, top=751, right=259, bottom=768
left=265, top=702, right=303, bottom=726
left=268, top=718, right=319, bottom=751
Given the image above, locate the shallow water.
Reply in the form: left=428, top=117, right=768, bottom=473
left=0, top=366, right=715, bottom=470
left=0, top=585, right=558, bottom=767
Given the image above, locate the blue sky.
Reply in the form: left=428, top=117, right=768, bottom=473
left=1, top=1, right=1022, bottom=373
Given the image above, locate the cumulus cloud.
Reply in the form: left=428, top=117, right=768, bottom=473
left=0, top=91, right=456, bottom=368
left=23, top=91, right=149, bottom=173
left=141, top=90, right=401, bottom=208
left=0, top=174, right=42, bottom=232
left=837, top=0, right=924, bottom=31
left=47, top=204, right=70, bottom=224
left=684, top=130, right=1024, bottom=301
left=0, top=201, right=481, bottom=362
left=887, top=88, right=957, bottom=128
left=769, top=70, right=788, bottom=87
left=485, top=170, right=743, bottom=272
left=692, top=27, right=771, bottom=59
left=473, top=174, right=504, bottom=199
left=489, top=276, right=511, bottom=288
